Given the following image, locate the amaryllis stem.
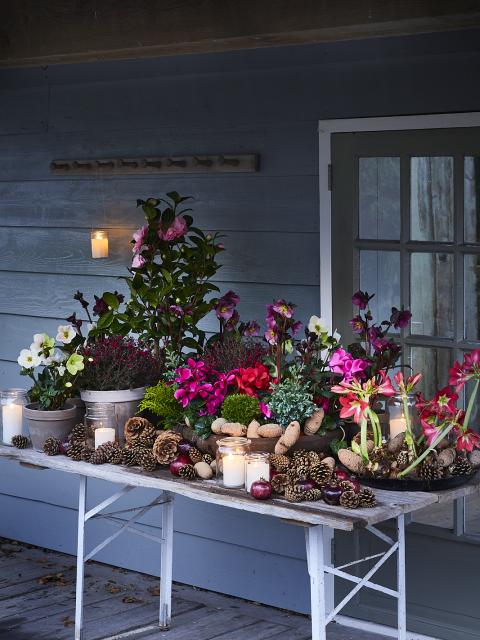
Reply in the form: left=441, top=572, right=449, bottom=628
left=360, top=416, right=369, bottom=463
left=398, top=422, right=455, bottom=478
left=402, top=394, right=417, bottom=457
left=463, top=379, right=479, bottom=431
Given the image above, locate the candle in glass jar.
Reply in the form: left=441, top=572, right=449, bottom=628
left=223, top=454, right=246, bottom=488
left=94, top=427, right=116, bottom=449
left=245, top=454, right=270, bottom=492
left=389, top=416, right=407, bottom=439
left=2, top=402, right=23, bottom=444
left=91, top=230, right=109, bottom=258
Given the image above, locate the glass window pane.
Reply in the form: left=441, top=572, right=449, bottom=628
left=465, top=156, right=480, bottom=243
left=409, top=346, right=452, bottom=399
left=360, top=250, right=400, bottom=328
left=464, top=254, right=480, bottom=340
left=410, top=252, right=454, bottom=338
left=359, top=157, right=400, bottom=240
left=410, top=157, right=454, bottom=242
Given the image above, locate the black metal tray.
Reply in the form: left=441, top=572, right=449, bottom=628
left=359, top=473, right=474, bottom=492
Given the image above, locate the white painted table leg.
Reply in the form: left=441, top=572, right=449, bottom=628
left=75, top=475, right=87, bottom=640
left=159, top=492, right=174, bottom=630
left=305, top=525, right=327, bottom=640
left=397, top=514, right=407, bottom=640
left=323, top=526, right=334, bottom=617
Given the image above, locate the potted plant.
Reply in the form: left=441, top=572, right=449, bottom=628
left=18, top=326, right=85, bottom=449
left=78, top=336, right=161, bottom=441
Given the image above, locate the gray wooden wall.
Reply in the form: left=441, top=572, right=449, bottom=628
left=1, top=29, right=480, bottom=639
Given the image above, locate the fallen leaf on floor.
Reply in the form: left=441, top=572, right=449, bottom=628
left=61, top=615, right=75, bottom=628
left=38, top=572, right=68, bottom=586
left=148, top=586, right=160, bottom=596
left=122, top=596, right=144, bottom=604
left=106, top=584, right=122, bottom=594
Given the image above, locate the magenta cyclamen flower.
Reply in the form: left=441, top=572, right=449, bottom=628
left=260, top=402, right=272, bottom=418
left=158, top=216, right=188, bottom=242
left=352, top=290, right=372, bottom=310
left=329, top=348, right=368, bottom=381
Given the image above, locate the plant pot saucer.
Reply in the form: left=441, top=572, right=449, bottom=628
left=359, top=473, right=475, bottom=492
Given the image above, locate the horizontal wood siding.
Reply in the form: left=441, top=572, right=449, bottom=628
left=1, top=28, right=480, bottom=637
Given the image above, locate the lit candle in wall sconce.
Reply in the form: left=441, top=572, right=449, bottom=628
left=91, top=229, right=109, bottom=258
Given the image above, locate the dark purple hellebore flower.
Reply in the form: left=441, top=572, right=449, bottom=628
left=390, top=307, right=412, bottom=329
left=349, top=315, right=365, bottom=334
left=352, top=290, right=373, bottom=310
left=93, top=295, right=109, bottom=316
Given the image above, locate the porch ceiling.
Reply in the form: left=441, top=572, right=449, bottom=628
left=1, top=0, right=480, bottom=68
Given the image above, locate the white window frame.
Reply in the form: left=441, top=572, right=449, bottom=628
left=318, top=112, right=480, bottom=331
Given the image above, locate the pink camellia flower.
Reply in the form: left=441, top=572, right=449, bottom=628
left=132, top=224, right=148, bottom=253
left=158, top=215, right=188, bottom=242
left=132, top=254, right=146, bottom=268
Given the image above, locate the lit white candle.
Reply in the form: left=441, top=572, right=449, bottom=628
left=2, top=402, right=23, bottom=444
left=390, top=416, right=407, bottom=439
left=94, top=427, right=116, bottom=449
left=245, top=458, right=270, bottom=492
left=91, top=231, right=109, bottom=258
left=223, top=454, right=246, bottom=488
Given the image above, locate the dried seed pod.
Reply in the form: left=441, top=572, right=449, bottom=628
left=246, top=419, right=261, bottom=438
left=257, top=423, right=282, bottom=438
left=221, top=422, right=247, bottom=437
left=304, top=409, right=324, bottom=435
left=338, top=449, right=365, bottom=475
left=274, top=420, right=300, bottom=455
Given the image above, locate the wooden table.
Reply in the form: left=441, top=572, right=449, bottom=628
left=1, top=445, right=479, bottom=640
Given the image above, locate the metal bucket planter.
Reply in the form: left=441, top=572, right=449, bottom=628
left=80, top=387, right=145, bottom=444
left=24, top=402, right=78, bottom=451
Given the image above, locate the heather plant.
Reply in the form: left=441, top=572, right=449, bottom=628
left=203, top=334, right=267, bottom=373
left=79, top=336, right=161, bottom=391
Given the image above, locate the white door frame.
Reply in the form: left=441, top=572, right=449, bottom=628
left=318, top=112, right=480, bottom=332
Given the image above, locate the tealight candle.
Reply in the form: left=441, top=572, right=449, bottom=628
left=94, top=427, right=116, bottom=449
left=245, top=453, right=270, bottom=492
left=223, top=454, right=246, bottom=488
left=389, top=416, right=407, bottom=439
left=91, top=230, right=109, bottom=258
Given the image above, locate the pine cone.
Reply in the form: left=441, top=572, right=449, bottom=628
left=418, top=461, right=442, bottom=481
left=303, top=488, right=322, bottom=502
left=339, top=480, right=357, bottom=493
left=188, top=447, right=203, bottom=464
left=122, top=447, right=138, bottom=467
left=271, top=473, right=289, bottom=494
left=284, top=486, right=305, bottom=503
left=67, top=442, right=85, bottom=461
left=90, top=446, right=108, bottom=465
left=310, top=462, right=333, bottom=486
left=396, top=450, right=410, bottom=470
left=202, top=453, right=214, bottom=465
left=124, top=416, right=155, bottom=444
left=339, top=490, right=360, bottom=509
left=269, top=453, right=290, bottom=472
left=81, top=447, right=94, bottom=463
left=449, top=457, right=473, bottom=477
left=358, top=488, right=377, bottom=508
left=132, top=435, right=155, bottom=451
left=11, top=435, right=30, bottom=449
left=179, top=464, right=196, bottom=480
left=43, top=437, right=60, bottom=456
left=69, top=423, right=88, bottom=443
left=153, top=431, right=182, bottom=465
left=103, top=442, right=123, bottom=465
left=138, top=449, right=157, bottom=472
left=306, top=451, right=323, bottom=467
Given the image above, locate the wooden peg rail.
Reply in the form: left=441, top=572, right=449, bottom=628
left=50, top=154, right=259, bottom=175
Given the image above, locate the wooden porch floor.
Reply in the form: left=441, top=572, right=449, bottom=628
left=0, top=538, right=389, bottom=640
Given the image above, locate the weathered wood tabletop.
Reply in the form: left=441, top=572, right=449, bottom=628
left=1, top=445, right=479, bottom=531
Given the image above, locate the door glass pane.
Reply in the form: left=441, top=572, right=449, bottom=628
left=411, top=157, right=454, bottom=242
left=409, top=346, right=452, bottom=399
left=410, top=252, right=454, bottom=338
left=464, top=254, right=480, bottom=340
left=465, top=156, right=480, bottom=243
left=360, top=250, right=400, bottom=328
left=359, top=157, right=400, bottom=240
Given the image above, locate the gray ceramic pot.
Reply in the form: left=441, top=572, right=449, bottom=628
left=24, top=401, right=78, bottom=450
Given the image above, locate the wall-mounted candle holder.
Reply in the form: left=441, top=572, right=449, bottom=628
left=91, top=229, right=109, bottom=259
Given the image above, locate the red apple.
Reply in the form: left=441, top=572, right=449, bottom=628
left=322, top=483, right=343, bottom=506
left=335, top=468, right=350, bottom=482
left=169, top=454, right=191, bottom=476
left=250, top=478, right=272, bottom=500
left=177, top=439, right=193, bottom=455
left=59, top=440, right=70, bottom=455
left=348, top=477, right=361, bottom=494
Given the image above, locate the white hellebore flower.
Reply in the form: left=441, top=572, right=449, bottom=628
left=56, top=324, right=76, bottom=344
left=57, top=365, right=66, bottom=376
left=308, top=315, right=329, bottom=337
left=17, top=349, right=41, bottom=369
left=333, top=330, right=341, bottom=343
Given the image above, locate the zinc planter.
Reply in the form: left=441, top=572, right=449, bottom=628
left=24, top=402, right=78, bottom=451
left=80, top=387, right=146, bottom=443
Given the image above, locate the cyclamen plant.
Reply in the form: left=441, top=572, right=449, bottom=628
left=17, top=326, right=85, bottom=410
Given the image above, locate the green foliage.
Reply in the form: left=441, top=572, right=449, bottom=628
left=330, top=438, right=348, bottom=455
left=163, top=346, right=183, bottom=382
left=221, top=394, right=260, bottom=425
left=268, top=378, right=315, bottom=427
left=138, top=382, right=182, bottom=428
left=90, top=193, right=224, bottom=357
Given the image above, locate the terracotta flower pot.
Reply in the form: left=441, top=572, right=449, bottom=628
left=80, top=387, right=145, bottom=443
left=24, top=401, right=78, bottom=451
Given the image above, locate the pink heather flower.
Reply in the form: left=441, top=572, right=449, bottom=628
left=132, top=254, right=146, bottom=268
left=272, top=300, right=294, bottom=318
left=132, top=224, right=148, bottom=253
left=260, top=402, right=272, bottom=418
left=158, top=215, right=188, bottom=242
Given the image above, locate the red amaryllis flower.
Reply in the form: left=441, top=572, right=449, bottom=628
left=454, top=427, right=480, bottom=452
left=432, top=386, right=458, bottom=415
left=449, top=349, right=480, bottom=392
left=234, top=362, right=271, bottom=396
left=338, top=393, right=369, bottom=424
left=394, top=371, right=422, bottom=394
left=376, top=371, right=396, bottom=397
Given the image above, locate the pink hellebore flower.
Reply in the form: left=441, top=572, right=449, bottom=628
left=272, top=300, right=294, bottom=318
left=132, top=224, right=148, bottom=253
left=132, top=254, right=146, bottom=268
left=264, top=328, right=278, bottom=345
left=158, top=216, right=188, bottom=242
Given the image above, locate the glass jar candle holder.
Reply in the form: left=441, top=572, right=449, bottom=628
left=245, top=452, right=270, bottom=493
left=85, top=402, right=116, bottom=449
left=91, top=229, right=109, bottom=258
left=388, top=392, right=416, bottom=440
left=1, top=389, right=28, bottom=445
left=216, top=437, right=251, bottom=488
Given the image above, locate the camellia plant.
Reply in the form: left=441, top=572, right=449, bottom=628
left=17, top=326, right=85, bottom=410
left=91, top=192, right=224, bottom=358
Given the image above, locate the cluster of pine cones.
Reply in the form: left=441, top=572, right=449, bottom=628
left=269, top=450, right=376, bottom=509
